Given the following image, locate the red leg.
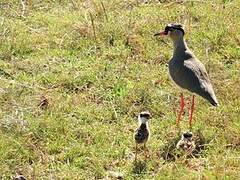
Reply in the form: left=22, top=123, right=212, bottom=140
left=189, top=95, right=195, bottom=127
left=176, top=93, right=185, bottom=126
left=187, top=97, right=191, bottom=121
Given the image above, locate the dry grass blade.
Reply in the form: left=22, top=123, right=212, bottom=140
left=89, top=12, right=97, bottom=42
left=100, top=1, right=108, bottom=22
left=20, top=0, right=26, bottom=17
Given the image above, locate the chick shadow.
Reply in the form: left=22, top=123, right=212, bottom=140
left=132, top=160, right=147, bottom=174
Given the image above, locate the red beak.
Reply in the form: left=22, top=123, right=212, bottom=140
left=154, top=31, right=167, bottom=36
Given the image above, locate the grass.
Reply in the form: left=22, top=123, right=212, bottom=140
left=0, top=0, right=240, bottom=179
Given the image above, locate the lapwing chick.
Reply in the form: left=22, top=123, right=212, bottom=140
left=14, top=175, right=26, bottom=180
left=134, top=111, right=151, bottom=161
left=155, top=24, right=218, bottom=129
left=176, top=131, right=196, bottom=155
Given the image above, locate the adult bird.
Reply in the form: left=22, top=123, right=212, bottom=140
left=154, top=24, right=218, bottom=128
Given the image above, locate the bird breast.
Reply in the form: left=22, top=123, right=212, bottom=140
left=135, top=126, right=149, bottom=144
left=168, top=59, right=189, bottom=90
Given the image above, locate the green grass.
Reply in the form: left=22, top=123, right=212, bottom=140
left=0, top=0, right=240, bottom=179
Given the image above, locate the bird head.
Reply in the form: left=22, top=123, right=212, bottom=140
left=154, top=24, right=185, bottom=40
left=138, top=111, right=151, bottom=124
left=182, top=131, right=193, bottom=141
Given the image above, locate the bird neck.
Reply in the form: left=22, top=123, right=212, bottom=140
left=172, top=37, right=188, bottom=58
left=139, top=123, right=148, bottom=129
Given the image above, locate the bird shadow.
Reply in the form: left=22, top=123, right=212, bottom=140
left=132, top=160, right=147, bottom=174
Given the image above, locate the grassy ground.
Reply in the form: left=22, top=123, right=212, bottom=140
left=0, top=0, right=240, bottom=179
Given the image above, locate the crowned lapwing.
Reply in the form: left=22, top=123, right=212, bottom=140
left=155, top=24, right=218, bottom=128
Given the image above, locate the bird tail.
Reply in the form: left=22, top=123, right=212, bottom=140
left=210, top=98, right=218, bottom=106
left=208, top=92, right=218, bottom=106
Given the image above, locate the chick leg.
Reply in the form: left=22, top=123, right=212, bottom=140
left=144, top=142, right=148, bottom=159
left=135, top=143, right=138, bottom=162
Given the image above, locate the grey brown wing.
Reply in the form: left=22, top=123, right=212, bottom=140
left=183, top=59, right=218, bottom=106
